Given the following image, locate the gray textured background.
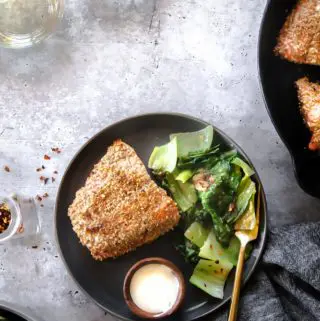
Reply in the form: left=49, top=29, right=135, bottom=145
left=1, top=0, right=320, bottom=320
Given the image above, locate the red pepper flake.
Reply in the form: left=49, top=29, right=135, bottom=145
left=32, top=245, right=38, bottom=249
left=40, top=204, right=44, bottom=207
left=204, top=283, right=207, bottom=288
left=43, top=193, right=49, bottom=198
left=36, top=195, right=42, bottom=202
left=210, top=244, right=213, bottom=250
left=42, top=165, right=45, bottom=169
left=40, top=176, right=49, bottom=184
left=51, top=177, right=55, bottom=183
left=53, top=170, right=58, bottom=174
left=51, top=147, right=61, bottom=154
left=17, top=224, right=24, bottom=234
left=4, top=166, right=10, bottom=172
left=44, top=154, right=51, bottom=160
left=215, top=260, right=219, bottom=264
left=0, top=203, right=11, bottom=233
left=36, top=168, right=42, bottom=172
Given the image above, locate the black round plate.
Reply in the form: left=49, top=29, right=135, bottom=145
left=0, top=310, right=25, bottom=321
left=55, top=113, right=267, bottom=321
left=0, top=302, right=41, bottom=321
left=259, top=0, right=320, bottom=198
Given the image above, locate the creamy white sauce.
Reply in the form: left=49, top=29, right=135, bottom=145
left=130, top=264, right=179, bottom=314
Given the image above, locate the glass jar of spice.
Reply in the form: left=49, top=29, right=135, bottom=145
left=0, top=194, right=40, bottom=243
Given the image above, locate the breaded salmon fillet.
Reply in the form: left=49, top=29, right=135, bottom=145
left=296, top=77, right=320, bottom=150
left=275, top=0, right=320, bottom=65
left=68, top=139, right=180, bottom=260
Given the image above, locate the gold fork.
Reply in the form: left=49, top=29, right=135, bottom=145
left=228, top=185, right=261, bottom=321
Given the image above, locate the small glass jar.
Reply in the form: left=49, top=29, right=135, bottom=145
left=0, top=195, right=41, bottom=243
left=0, top=0, right=64, bottom=49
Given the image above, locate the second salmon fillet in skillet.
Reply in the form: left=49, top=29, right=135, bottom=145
left=68, top=139, right=180, bottom=260
left=296, top=77, right=320, bottom=150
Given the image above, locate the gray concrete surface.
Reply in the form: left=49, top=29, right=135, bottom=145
left=1, top=0, right=320, bottom=320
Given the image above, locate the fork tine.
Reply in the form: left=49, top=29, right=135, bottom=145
left=251, top=184, right=261, bottom=239
left=256, top=184, right=261, bottom=226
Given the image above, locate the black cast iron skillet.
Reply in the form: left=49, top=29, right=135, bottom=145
left=259, top=0, right=320, bottom=198
left=55, top=113, right=267, bottom=321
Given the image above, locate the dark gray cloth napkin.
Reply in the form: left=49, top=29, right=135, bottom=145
left=207, top=222, right=320, bottom=321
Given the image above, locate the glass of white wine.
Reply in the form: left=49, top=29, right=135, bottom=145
left=0, top=0, right=64, bottom=49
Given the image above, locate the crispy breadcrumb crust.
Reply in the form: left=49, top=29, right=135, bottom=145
left=275, top=0, right=320, bottom=65
left=68, top=139, right=180, bottom=260
left=296, top=77, right=320, bottom=150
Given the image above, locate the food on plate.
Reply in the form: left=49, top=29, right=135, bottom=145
left=149, top=126, right=257, bottom=299
left=129, top=263, right=180, bottom=314
left=296, top=77, right=320, bottom=150
left=68, top=139, right=180, bottom=260
left=274, top=0, right=320, bottom=66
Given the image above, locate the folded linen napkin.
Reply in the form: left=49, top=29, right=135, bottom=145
left=208, top=222, right=320, bottom=321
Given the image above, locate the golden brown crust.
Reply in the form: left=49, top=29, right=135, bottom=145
left=296, top=77, right=320, bottom=150
left=68, top=140, right=180, bottom=260
left=275, top=0, right=320, bottom=65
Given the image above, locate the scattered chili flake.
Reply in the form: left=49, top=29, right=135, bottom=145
left=43, top=193, right=49, bottom=198
left=40, top=204, right=44, bottom=208
left=0, top=203, right=11, bottom=233
left=44, top=154, right=51, bottom=160
left=4, top=166, right=10, bottom=172
left=210, top=244, right=213, bottom=249
left=215, top=260, right=219, bottom=264
left=51, top=147, right=61, bottom=154
left=53, top=170, right=58, bottom=174
left=36, top=195, right=43, bottom=202
left=36, top=168, right=42, bottom=172
left=220, top=268, right=224, bottom=272
left=17, top=224, right=24, bottom=234
left=40, top=176, right=49, bottom=184
left=42, top=165, right=45, bottom=169
left=204, top=283, right=207, bottom=288
left=32, top=246, right=38, bottom=249
left=51, top=177, right=55, bottom=183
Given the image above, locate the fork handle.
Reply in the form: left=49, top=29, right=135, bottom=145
left=228, top=243, right=247, bottom=321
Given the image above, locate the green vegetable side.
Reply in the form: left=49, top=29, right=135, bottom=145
left=148, top=125, right=257, bottom=300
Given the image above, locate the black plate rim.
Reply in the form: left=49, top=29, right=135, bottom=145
left=54, top=112, right=268, bottom=321
left=257, top=0, right=314, bottom=196
left=0, top=302, right=40, bottom=321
